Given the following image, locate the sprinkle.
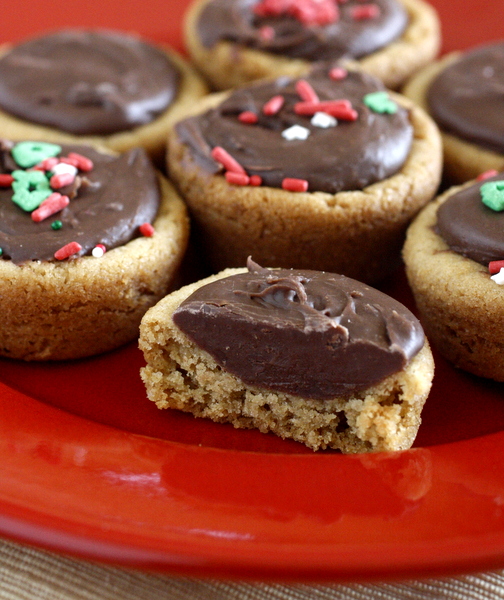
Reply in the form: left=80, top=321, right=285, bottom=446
left=489, top=260, right=504, bottom=275
left=51, top=162, right=78, bottom=177
left=282, top=124, right=311, bottom=141
left=477, top=169, right=499, bottom=181
left=50, top=172, right=75, bottom=189
left=59, top=156, right=80, bottom=168
left=295, top=79, right=319, bottom=103
left=491, top=267, right=504, bottom=285
left=0, top=248, right=3, bottom=257
left=294, top=100, right=358, bottom=120
left=67, top=152, right=94, bottom=172
left=238, top=111, right=259, bottom=124
left=11, top=141, right=62, bottom=168
left=311, top=111, right=337, bottom=127
left=139, top=222, right=155, bottom=237
left=225, top=171, right=250, bottom=186
left=249, top=174, right=263, bottom=186
left=363, top=91, right=398, bottom=114
left=11, top=170, right=51, bottom=211
left=211, top=146, right=246, bottom=175
left=480, top=180, right=504, bottom=211
left=51, top=220, right=63, bottom=230
left=54, top=241, right=82, bottom=260
left=351, top=3, right=380, bottom=19
left=263, top=95, right=285, bottom=115
left=38, top=157, right=59, bottom=171
left=0, top=174, right=14, bottom=187
left=282, top=177, right=309, bottom=192
left=259, top=25, right=275, bottom=40
left=92, top=244, right=106, bottom=258
left=329, top=67, right=348, bottom=81
left=31, top=192, right=70, bottom=222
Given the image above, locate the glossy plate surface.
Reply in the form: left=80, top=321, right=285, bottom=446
left=1, top=0, right=504, bottom=583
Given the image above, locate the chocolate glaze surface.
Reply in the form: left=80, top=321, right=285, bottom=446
left=173, top=260, right=424, bottom=399
left=196, top=0, right=408, bottom=62
left=427, top=41, right=504, bottom=154
left=176, top=69, right=413, bottom=193
left=436, top=172, right=504, bottom=265
left=0, top=142, right=160, bottom=264
left=0, top=30, right=180, bottom=135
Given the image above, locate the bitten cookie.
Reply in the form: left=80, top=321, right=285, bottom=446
left=184, top=0, right=440, bottom=90
left=167, top=67, right=441, bottom=283
left=0, top=29, right=208, bottom=165
left=139, top=259, right=434, bottom=453
left=403, top=41, right=504, bottom=184
left=403, top=171, right=504, bottom=381
left=0, top=140, right=189, bottom=360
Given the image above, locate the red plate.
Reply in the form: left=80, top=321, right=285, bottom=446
left=1, top=0, right=504, bottom=583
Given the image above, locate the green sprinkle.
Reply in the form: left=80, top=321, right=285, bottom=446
left=481, top=180, right=504, bottom=211
left=11, top=170, right=51, bottom=212
left=51, top=220, right=63, bottom=230
left=0, top=248, right=3, bottom=257
left=363, top=91, right=398, bottom=115
left=11, top=141, right=62, bottom=169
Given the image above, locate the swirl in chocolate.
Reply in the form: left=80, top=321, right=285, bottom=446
left=436, top=172, right=504, bottom=265
left=173, top=259, right=424, bottom=399
left=176, top=69, right=413, bottom=193
left=196, top=0, right=408, bottom=62
left=0, top=30, right=180, bottom=135
left=0, top=142, right=160, bottom=264
left=427, top=41, right=504, bottom=154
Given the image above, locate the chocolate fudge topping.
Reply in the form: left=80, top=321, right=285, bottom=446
left=196, top=0, right=408, bottom=62
left=176, top=69, right=413, bottom=193
left=173, top=259, right=424, bottom=399
left=0, top=29, right=180, bottom=135
left=0, top=142, right=160, bottom=264
left=436, top=172, right=504, bottom=265
left=427, top=41, right=504, bottom=154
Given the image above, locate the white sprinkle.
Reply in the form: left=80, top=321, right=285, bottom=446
left=311, top=112, right=337, bottom=128
left=491, top=267, right=504, bottom=285
left=281, top=124, right=310, bottom=141
left=92, top=245, right=105, bottom=258
left=52, top=162, right=78, bottom=177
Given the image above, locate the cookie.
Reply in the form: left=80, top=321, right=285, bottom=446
left=167, top=67, right=442, bottom=283
left=0, top=140, right=189, bottom=360
left=403, top=171, right=504, bottom=380
left=184, top=0, right=440, bottom=90
left=0, top=29, right=208, bottom=165
left=403, top=41, right=504, bottom=184
left=139, top=259, right=434, bottom=453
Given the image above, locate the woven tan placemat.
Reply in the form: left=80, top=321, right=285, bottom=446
left=1, top=538, right=504, bottom=600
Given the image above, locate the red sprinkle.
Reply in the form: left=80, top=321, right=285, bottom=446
left=238, top=111, right=259, bottom=124
left=54, top=241, right=82, bottom=260
left=489, top=260, right=504, bottom=275
left=67, top=152, right=94, bottom=172
left=249, top=174, right=263, bottom=186
left=329, top=66, right=348, bottom=80
left=225, top=171, right=250, bottom=186
left=351, top=3, right=380, bottom=19
left=50, top=172, right=75, bottom=189
left=259, top=25, right=275, bottom=40
left=295, top=79, right=319, bottom=103
left=294, top=99, right=358, bottom=120
left=211, top=146, right=246, bottom=175
left=282, top=177, right=309, bottom=192
left=31, top=193, right=70, bottom=222
left=477, top=169, right=499, bottom=181
left=263, top=95, right=285, bottom=115
left=39, top=157, right=59, bottom=171
left=139, top=222, right=155, bottom=237
left=0, top=174, right=14, bottom=187
left=59, top=156, right=80, bottom=168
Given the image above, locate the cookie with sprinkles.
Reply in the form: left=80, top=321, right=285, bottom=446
left=167, top=67, right=441, bottom=283
left=0, top=140, right=189, bottom=360
left=184, top=0, right=440, bottom=90
left=403, top=171, right=504, bottom=381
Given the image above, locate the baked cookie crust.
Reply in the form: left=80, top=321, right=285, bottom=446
left=0, top=175, right=189, bottom=361
left=403, top=183, right=504, bottom=381
left=185, top=0, right=440, bottom=90
left=139, top=269, right=434, bottom=453
left=403, top=54, right=504, bottom=184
